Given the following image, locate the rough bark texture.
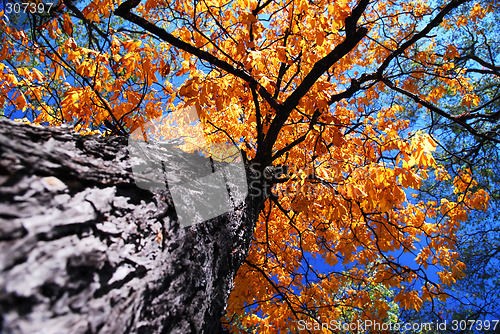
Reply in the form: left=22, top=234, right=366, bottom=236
left=0, top=119, right=262, bottom=334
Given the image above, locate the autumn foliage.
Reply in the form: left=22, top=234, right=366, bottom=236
left=0, top=0, right=494, bottom=332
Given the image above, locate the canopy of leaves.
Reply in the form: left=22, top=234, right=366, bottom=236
left=394, top=1, right=500, bottom=328
left=0, top=0, right=496, bottom=332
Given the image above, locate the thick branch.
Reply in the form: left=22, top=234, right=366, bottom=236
left=281, top=0, right=370, bottom=113
left=329, top=76, right=364, bottom=104
left=257, top=0, right=370, bottom=164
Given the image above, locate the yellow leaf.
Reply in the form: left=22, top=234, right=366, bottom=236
left=32, top=68, right=44, bottom=82
left=15, top=93, right=27, bottom=111
left=316, top=31, right=324, bottom=46
left=62, top=13, right=73, bottom=35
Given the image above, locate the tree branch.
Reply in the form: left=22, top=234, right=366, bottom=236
left=376, top=0, right=472, bottom=77
left=271, top=108, right=321, bottom=162
left=114, top=0, right=280, bottom=112
left=382, top=78, right=500, bottom=144
left=257, top=0, right=370, bottom=164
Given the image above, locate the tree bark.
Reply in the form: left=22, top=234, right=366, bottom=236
left=0, top=119, right=262, bottom=333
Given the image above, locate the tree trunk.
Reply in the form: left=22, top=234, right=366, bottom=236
left=0, top=119, right=263, bottom=333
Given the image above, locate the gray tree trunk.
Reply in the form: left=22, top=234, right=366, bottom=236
left=0, top=119, right=263, bottom=333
